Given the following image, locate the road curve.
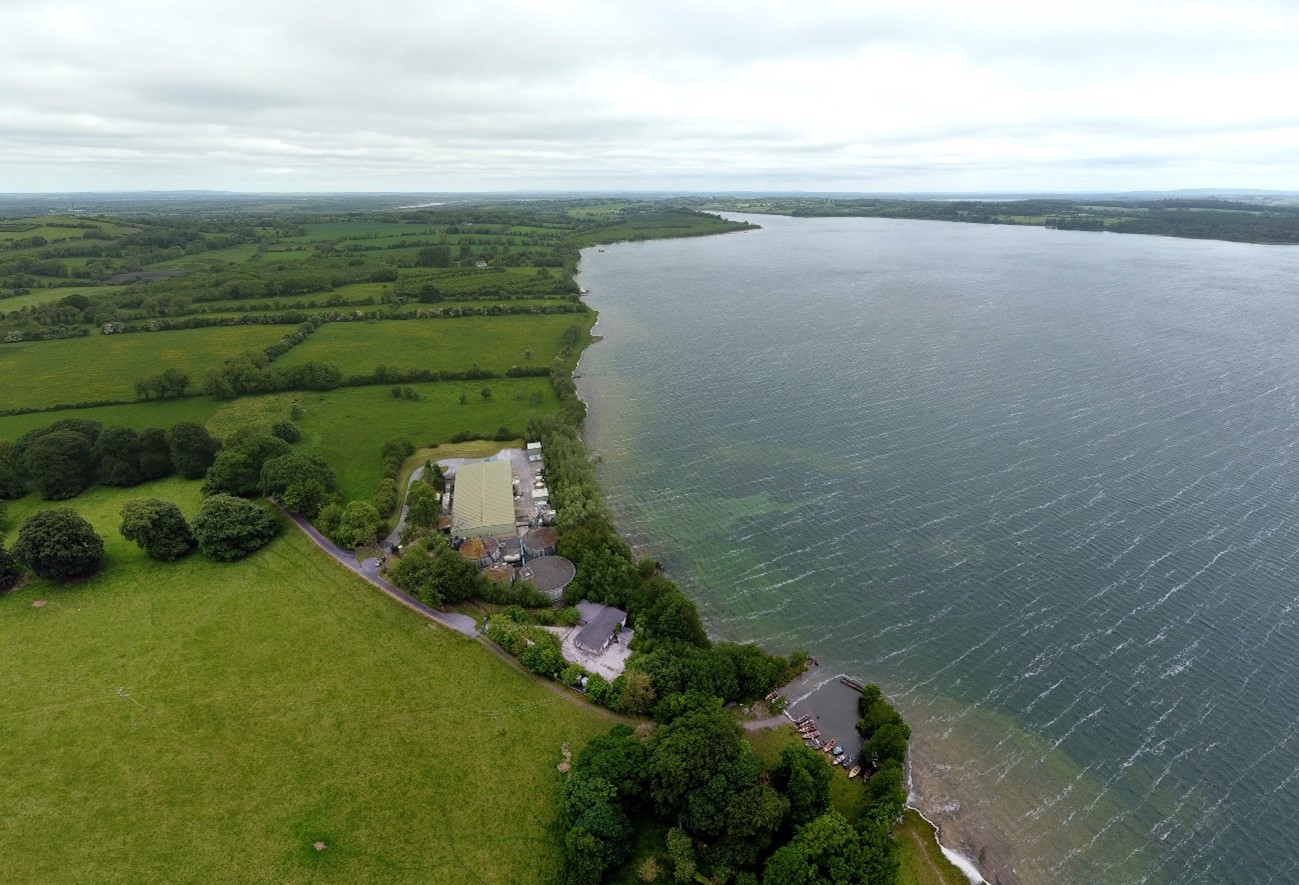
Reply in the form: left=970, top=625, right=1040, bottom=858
left=277, top=504, right=480, bottom=638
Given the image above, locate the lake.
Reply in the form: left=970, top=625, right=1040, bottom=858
left=576, top=214, right=1299, bottom=884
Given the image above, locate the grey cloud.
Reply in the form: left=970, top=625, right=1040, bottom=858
left=2, top=0, right=1298, bottom=191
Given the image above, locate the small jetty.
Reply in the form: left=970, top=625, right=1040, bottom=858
left=840, top=677, right=865, bottom=693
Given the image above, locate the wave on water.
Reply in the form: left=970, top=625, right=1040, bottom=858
left=576, top=217, right=1299, bottom=883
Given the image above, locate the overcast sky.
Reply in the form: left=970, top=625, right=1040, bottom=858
left=3, top=0, right=1297, bottom=193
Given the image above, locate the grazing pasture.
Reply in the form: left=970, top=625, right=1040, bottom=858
left=0, top=285, right=113, bottom=311
left=0, top=483, right=621, bottom=884
left=0, top=326, right=290, bottom=411
left=204, top=378, right=557, bottom=500
left=278, top=314, right=587, bottom=378
left=0, top=397, right=220, bottom=441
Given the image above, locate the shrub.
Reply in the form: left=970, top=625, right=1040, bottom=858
left=0, top=543, right=22, bottom=591
left=522, top=636, right=566, bottom=677
left=270, top=420, right=301, bottom=443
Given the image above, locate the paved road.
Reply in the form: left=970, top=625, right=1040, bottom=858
left=278, top=505, right=479, bottom=638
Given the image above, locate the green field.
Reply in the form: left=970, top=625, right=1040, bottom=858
left=0, top=217, right=117, bottom=244
left=0, top=397, right=220, bottom=440
left=204, top=379, right=558, bottom=500
left=279, top=315, right=586, bottom=378
left=0, top=376, right=556, bottom=502
left=0, top=480, right=622, bottom=884
left=151, top=242, right=263, bottom=267
left=0, top=285, right=108, bottom=311
left=895, top=811, right=970, bottom=885
left=0, top=326, right=290, bottom=411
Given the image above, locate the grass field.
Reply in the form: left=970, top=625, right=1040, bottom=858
left=0, top=217, right=117, bottom=244
left=0, top=326, right=290, bottom=411
left=0, top=397, right=220, bottom=441
left=202, top=378, right=558, bottom=500
left=0, top=376, right=558, bottom=502
left=278, top=315, right=586, bottom=378
left=0, top=480, right=623, bottom=884
left=151, top=242, right=263, bottom=267
left=195, top=299, right=576, bottom=320
left=895, top=811, right=971, bottom=885
left=0, top=285, right=108, bottom=311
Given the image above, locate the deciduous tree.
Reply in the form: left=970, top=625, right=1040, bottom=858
left=166, top=421, right=220, bottom=479
left=119, top=498, right=195, bottom=561
left=0, top=543, right=22, bottom=591
left=646, top=707, right=744, bottom=819
left=192, top=495, right=279, bottom=561
left=335, top=500, right=382, bottom=549
left=772, top=744, right=833, bottom=827
left=762, top=811, right=896, bottom=885
left=22, top=431, right=96, bottom=500
left=12, top=508, right=104, bottom=580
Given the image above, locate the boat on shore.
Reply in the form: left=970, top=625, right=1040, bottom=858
left=848, top=765, right=861, bottom=778
left=824, top=738, right=837, bottom=753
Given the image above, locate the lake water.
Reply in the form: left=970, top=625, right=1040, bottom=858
left=575, top=215, right=1299, bottom=884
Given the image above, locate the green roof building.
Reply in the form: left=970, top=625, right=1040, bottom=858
left=451, top=460, right=516, bottom=539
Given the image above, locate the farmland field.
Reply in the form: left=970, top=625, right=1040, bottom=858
left=0, top=376, right=556, bottom=502
left=203, top=378, right=558, bottom=500
left=0, top=285, right=111, bottom=311
left=0, top=481, right=623, bottom=884
left=278, top=314, right=589, bottom=377
left=0, top=397, right=220, bottom=440
left=0, top=325, right=291, bottom=411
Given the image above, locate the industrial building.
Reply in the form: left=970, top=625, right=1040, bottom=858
left=450, top=460, right=516, bottom=538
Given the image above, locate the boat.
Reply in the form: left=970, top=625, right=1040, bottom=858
left=805, top=739, right=817, bottom=747
left=824, top=738, right=837, bottom=752
left=833, top=746, right=845, bottom=757
left=848, top=766, right=861, bottom=778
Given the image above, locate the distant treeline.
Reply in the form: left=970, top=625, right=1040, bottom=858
left=694, top=197, right=1299, bottom=245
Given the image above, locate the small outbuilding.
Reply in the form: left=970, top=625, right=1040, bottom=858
left=574, top=605, right=627, bottom=654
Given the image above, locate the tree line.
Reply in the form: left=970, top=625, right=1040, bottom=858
left=0, top=418, right=222, bottom=501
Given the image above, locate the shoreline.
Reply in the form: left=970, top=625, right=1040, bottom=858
left=573, top=250, right=1001, bottom=885
left=774, top=667, right=993, bottom=885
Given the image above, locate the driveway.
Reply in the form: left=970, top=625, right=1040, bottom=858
left=278, top=505, right=479, bottom=638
